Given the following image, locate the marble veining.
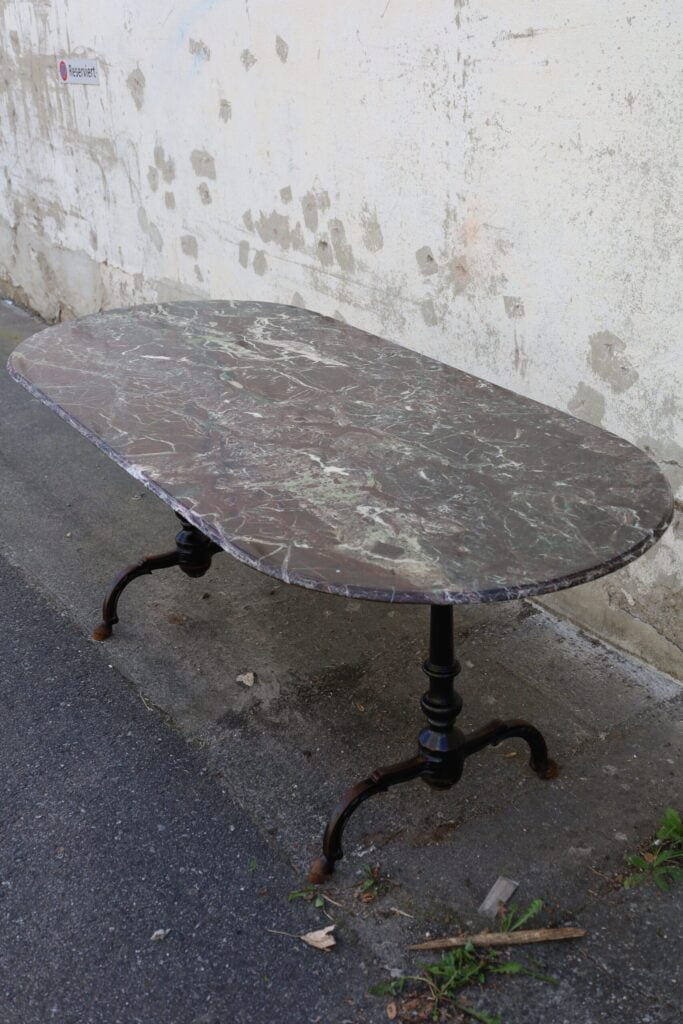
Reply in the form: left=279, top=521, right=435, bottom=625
left=7, top=301, right=673, bottom=603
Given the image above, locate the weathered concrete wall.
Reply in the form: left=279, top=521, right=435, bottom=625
left=1, top=1, right=681, bottom=676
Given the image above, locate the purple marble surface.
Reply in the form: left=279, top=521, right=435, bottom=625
left=7, top=301, right=673, bottom=604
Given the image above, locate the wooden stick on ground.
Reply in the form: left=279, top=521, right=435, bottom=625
left=409, top=927, right=586, bottom=951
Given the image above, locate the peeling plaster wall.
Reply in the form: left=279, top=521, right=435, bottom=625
left=1, top=1, right=681, bottom=677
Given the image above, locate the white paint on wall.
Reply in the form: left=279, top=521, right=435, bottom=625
left=0, top=1, right=681, bottom=675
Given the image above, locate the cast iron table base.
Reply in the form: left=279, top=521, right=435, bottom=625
left=93, top=514, right=222, bottom=641
left=309, top=603, right=558, bottom=883
left=92, top=527, right=557, bottom=883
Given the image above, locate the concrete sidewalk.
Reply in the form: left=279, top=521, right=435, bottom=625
left=1, top=299, right=681, bottom=1023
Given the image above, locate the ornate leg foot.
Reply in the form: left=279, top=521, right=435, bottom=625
left=463, top=719, right=559, bottom=779
left=310, top=605, right=557, bottom=881
left=308, top=756, right=428, bottom=883
left=93, top=514, right=222, bottom=640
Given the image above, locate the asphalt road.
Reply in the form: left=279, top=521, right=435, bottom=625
left=0, top=553, right=379, bottom=1024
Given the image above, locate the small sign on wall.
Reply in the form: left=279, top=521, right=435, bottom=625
left=57, top=58, right=100, bottom=85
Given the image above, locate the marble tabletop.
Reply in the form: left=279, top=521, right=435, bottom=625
left=7, top=301, right=673, bottom=604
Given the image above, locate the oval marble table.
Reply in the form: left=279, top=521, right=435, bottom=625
left=8, top=300, right=673, bottom=881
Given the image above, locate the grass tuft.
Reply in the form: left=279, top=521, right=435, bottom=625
left=624, top=808, right=683, bottom=892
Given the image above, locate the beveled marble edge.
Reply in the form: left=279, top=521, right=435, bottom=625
left=7, top=352, right=673, bottom=606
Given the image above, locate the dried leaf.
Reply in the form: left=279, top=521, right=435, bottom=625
left=301, top=924, right=336, bottom=951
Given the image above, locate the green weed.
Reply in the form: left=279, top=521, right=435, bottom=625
left=370, top=928, right=556, bottom=1022
left=288, top=885, right=325, bottom=910
left=357, top=863, right=386, bottom=902
left=499, top=898, right=543, bottom=932
left=624, top=808, right=683, bottom=892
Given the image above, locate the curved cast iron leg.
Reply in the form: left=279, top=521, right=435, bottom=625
left=92, top=550, right=180, bottom=640
left=308, top=756, right=428, bottom=883
left=463, top=719, right=559, bottom=779
left=93, top=515, right=223, bottom=641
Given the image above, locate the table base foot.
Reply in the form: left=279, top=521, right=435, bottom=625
left=93, top=515, right=222, bottom=641
left=310, top=605, right=557, bottom=881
